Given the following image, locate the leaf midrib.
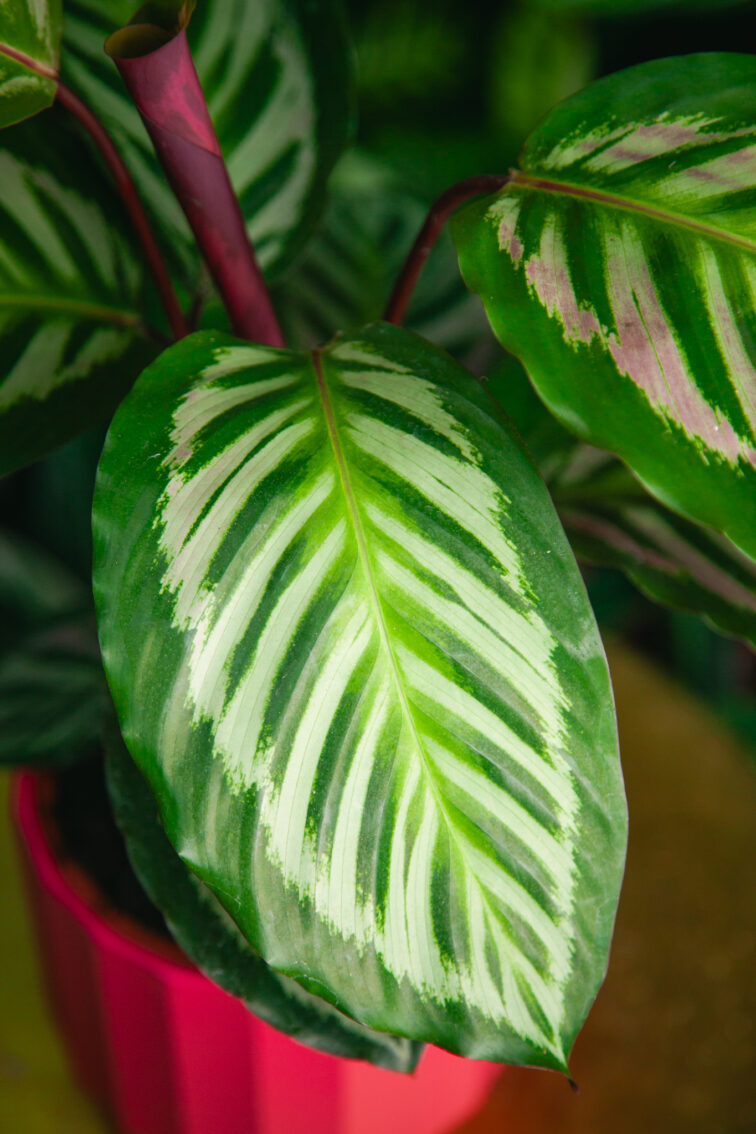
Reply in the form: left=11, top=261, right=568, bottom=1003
left=312, top=349, right=460, bottom=834
left=512, top=169, right=756, bottom=253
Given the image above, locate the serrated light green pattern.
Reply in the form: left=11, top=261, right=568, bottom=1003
left=93, top=325, right=625, bottom=1068
left=62, top=0, right=351, bottom=281
left=0, top=0, right=62, bottom=128
left=452, top=54, right=756, bottom=559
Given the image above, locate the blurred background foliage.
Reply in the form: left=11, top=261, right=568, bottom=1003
left=2, top=0, right=756, bottom=765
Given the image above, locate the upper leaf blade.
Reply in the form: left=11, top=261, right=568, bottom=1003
left=62, top=0, right=353, bottom=282
left=0, top=0, right=62, bottom=128
left=452, top=53, right=756, bottom=558
left=93, top=325, right=626, bottom=1068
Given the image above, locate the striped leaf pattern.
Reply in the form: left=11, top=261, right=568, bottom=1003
left=62, top=0, right=352, bottom=282
left=93, top=324, right=625, bottom=1068
left=0, top=111, right=155, bottom=476
left=0, top=0, right=61, bottom=128
left=452, top=53, right=756, bottom=559
left=551, top=447, right=756, bottom=649
left=105, top=730, right=422, bottom=1071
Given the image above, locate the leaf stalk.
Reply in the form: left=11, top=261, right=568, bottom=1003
left=383, top=174, right=510, bottom=327
left=108, top=30, right=285, bottom=348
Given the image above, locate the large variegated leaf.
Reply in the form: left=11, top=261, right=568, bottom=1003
left=452, top=53, right=756, bottom=559
left=105, top=730, right=422, bottom=1071
left=0, top=111, right=155, bottom=476
left=484, top=352, right=756, bottom=648
left=62, top=0, right=352, bottom=282
left=93, top=324, right=626, bottom=1069
left=0, top=0, right=61, bottom=128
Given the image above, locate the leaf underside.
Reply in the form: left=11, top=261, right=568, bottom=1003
left=94, top=324, right=625, bottom=1069
left=452, top=53, right=756, bottom=559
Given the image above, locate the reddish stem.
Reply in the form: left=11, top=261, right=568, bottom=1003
left=0, top=41, right=187, bottom=342
left=111, top=31, right=284, bottom=348
left=384, top=174, right=511, bottom=327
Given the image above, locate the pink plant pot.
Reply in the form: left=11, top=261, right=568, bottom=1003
left=11, top=772, right=501, bottom=1134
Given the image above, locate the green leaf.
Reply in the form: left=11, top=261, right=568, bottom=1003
left=531, top=0, right=753, bottom=13
left=275, top=154, right=494, bottom=364
left=0, top=526, right=105, bottom=767
left=105, top=728, right=422, bottom=1071
left=62, top=0, right=353, bottom=282
left=488, top=6, right=596, bottom=147
left=0, top=613, right=109, bottom=766
left=550, top=446, right=756, bottom=650
left=452, top=53, right=756, bottom=559
left=0, top=526, right=88, bottom=632
left=93, top=324, right=626, bottom=1069
left=0, top=110, right=156, bottom=476
left=0, top=0, right=62, bottom=128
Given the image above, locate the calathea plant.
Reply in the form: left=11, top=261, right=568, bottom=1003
left=0, top=0, right=753, bottom=1079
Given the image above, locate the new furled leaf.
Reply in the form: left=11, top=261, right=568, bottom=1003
left=93, top=324, right=626, bottom=1069
left=452, top=53, right=756, bottom=559
left=62, top=0, right=352, bottom=282
left=0, top=0, right=62, bottom=128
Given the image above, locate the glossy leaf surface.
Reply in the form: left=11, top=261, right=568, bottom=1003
left=62, top=0, right=352, bottom=281
left=105, top=730, right=422, bottom=1070
left=486, top=351, right=756, bottom=649
left=94, top=325, right=625, bottom=1068
left=0, top=112, right=155, bottom=476
left=453, top=54, right=756, bottom=558
left=0, top=0, right=61, bottom=128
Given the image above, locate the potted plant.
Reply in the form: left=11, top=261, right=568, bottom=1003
left=0, top=0, right=753, bottom=1131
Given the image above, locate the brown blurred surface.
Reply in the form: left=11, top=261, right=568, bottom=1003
left=1, top=642, right=754, bottom=1132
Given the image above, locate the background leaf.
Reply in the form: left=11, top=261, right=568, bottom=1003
left=487, top=352, right=756, bottom=651
left=62, top=0, right=353, bottom=284
left=93, top=325, right=625, bottom=1068
left=452, top=53, right=756, bottom=558
left=275, top=152, right=495, bottom=365
left=0, top=525, right=106, bottom=766
left=0, top=613, right=108, bottom=766
left=553, top=449, right=756, bottom=651
left=0, top=110, right=157, bottom=476
left=0, top=0, right=62, bottom=128
left=530, top=0, right=754, bottom=14
left=105, top=729, right=422, bottom=1071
